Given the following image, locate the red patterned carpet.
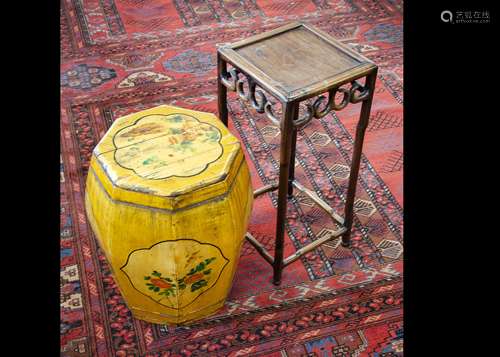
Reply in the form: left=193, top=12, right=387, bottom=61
left=60, top=1, right=403, bottom=356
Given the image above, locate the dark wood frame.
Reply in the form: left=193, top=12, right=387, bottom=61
left=217, top=22, right=378, bottom=285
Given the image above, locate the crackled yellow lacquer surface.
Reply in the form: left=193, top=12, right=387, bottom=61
left=84, top=105, right=253, bottom=324
left=93, top=105, right=242, bottom=209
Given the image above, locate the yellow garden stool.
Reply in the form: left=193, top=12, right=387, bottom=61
left=84, top=105, right=253, bottom=325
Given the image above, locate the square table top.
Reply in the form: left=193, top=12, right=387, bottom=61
left=218, top=22, right=377, bottom=102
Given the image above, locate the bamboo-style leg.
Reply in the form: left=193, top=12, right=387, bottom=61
left=342, top=69, right=378, bottom=247
left=287, top=129, right=298, bottom=198
left=217, top=53, right=228, bottom=127
left=273, top=102, right=299, bottom=285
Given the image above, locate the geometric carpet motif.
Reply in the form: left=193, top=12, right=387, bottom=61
left=61, top=0, right=403, bottom=355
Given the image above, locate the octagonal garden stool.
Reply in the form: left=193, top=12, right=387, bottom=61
left=84, top=105, right=253, bottom=325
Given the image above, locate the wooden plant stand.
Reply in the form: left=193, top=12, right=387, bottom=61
left=217, top=22, right=378, bottom=285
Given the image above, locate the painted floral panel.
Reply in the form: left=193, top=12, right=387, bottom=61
left=120, top=239, right=229, bottom=308
left=113, top=114, right=223, bottom=179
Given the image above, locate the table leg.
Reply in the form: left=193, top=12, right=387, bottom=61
left=273, top=102, right=299, bottom=285
left=217, top=53, right=228, bottom=127
left=342, top=69, right=378, bottom=247
left=287, top=129, right=298, bottom=198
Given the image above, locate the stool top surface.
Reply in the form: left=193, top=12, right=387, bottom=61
left=219, top=22, right=376, bottom=102
left=91, top=105, right=243, bottom=207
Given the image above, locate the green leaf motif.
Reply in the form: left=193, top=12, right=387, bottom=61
left=191, top=279, right=208, bottom=292
left=170, top=115, right=183, bottom=123
left=196, top=262, right=205, bottom=272
left=205, top=130, right=220, bottom=142
left=169, top=128, right=183, bottom=134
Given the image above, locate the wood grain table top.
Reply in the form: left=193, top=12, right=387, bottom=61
left=218, top=22, right=377, bottom=102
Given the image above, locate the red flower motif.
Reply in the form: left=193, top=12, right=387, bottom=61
left=184, top=273, right=204, bottom=284
left=150, top=278, right=172, bottom=289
